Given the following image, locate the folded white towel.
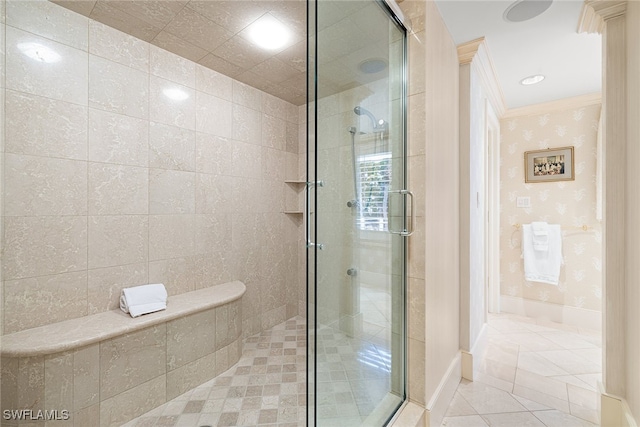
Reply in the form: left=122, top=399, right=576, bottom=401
left=530, top=221, right=550, bottom=251
left=522, top=224, right=563, bottom=285
left=531, top=221, right=549, bottom=235
left=120, top=284, right=168, bottom=318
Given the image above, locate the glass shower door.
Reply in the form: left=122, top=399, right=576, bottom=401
left=307, top=1, right=408, bottom=425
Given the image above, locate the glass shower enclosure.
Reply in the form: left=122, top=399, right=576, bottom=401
left=307, top=0, right=409, bottom=425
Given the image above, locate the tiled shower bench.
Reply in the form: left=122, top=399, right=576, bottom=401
left=0, top=281, right=246, bottom=427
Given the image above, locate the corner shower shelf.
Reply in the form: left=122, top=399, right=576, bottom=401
left=283, top=179, right=306, bottom=215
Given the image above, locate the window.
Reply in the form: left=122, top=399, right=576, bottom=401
left=357, top=152, right=392, bottom=231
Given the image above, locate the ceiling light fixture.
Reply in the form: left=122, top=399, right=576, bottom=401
left=358, top=58, right=388, bottom=74
left=17, top=42, right=61, bottom=63
left=504, top=0, right=553, bottom=22
left=520, top=74, right=545, bottom=85
left=247, top=14, right=291, bottom=51
left=163, top=87, right=189, bottom=101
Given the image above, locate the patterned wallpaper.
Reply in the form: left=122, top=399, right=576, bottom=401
left=499, top=103, right=602, bottom=312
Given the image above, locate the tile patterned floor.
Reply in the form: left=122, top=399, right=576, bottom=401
left=126, top=283, right=398, bottom=427
left=313, top=322, right=401, bottom=426
left=127, top=309, right=599, bottom=427
left=311, top=283, right=403, bottom=426
left=441, top=313, right=602, bottom=427
left=125, top=316, right=307, bottom=427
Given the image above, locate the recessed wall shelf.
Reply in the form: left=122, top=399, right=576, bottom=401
left=284, top=178, right=306, bottom=215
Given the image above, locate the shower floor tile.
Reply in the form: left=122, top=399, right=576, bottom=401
left=125, top=316, right=307, bottom=427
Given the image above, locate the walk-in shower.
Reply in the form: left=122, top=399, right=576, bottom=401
left=0, top=0, right=409, bottom=425
left=307, top=0, right=409, bottom=424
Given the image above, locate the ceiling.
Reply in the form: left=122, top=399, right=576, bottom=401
left=51, top=0, right=600, bottom=110
left=434, top=0, right=602, bottom=109
left=53, top=0, right=308, bottom=105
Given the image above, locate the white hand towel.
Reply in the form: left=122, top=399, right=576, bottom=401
left=530, top=221, right=550, bottom=251
left=522, top=224, right=563, bottom=285
left=120, top=284, right=168, bottom=318
left=531, top=221, right=549, bottom=235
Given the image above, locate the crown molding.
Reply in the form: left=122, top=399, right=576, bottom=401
left=588, top=0, right=627, bottom=21
left=457, top=37, right=484, bottom=65
left=457, top=37, right=507, bottom=117
left=502, top=92, right=602, bottom=119
left=578, top=0, right=627, bottom=34
left=577, top=2, right=605, bottom=33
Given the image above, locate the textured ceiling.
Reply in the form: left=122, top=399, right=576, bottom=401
left=52, top=0, right=307, bottom=105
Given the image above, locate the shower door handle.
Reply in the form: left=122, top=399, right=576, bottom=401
left=388, top=189, right=415, bottom=237
left=307, top=242, right=324, bottom=250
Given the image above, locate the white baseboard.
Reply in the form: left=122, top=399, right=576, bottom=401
left=599, top=383, right=638, bottom=427
left=462, top=323, right=488, bottom=381
left=425, top=352, right=461, bottom=427
left=500, top=295, right=601, bottom=331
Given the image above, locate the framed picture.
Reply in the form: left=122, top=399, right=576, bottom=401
left=524, top=146, right=575, bottom=183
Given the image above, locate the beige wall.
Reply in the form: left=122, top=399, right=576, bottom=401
left=0, top=0, right=302, bottom=336
left=626, top=0, right=640, bottom=419
left=401, top=0, right=460, bottom=418
left=423, top=0, right=461, bottom=413
left=499, top=103, right=603, bottom=312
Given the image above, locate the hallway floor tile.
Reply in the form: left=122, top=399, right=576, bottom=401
left=441, top=313, right=601, bottom=427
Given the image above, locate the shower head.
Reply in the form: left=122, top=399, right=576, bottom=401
left=354, top=106, right=386, bottom=130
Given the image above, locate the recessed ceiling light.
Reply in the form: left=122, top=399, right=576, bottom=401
left=247, top=14, right=291, bottom=51
left=17, top=42, right=61, bottom=63
left=520, top=74, right=545, bottom=85
left=358, top=58, right=388, bottom=74
left=504, top=0, right=553, bottom=23
left=163, top=87, right=189, bottom=101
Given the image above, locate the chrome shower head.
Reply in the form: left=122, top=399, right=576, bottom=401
left=354, top=106, right=386, bottom=130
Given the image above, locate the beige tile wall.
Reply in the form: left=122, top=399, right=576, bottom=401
left=0, top=0, right=302, bottom=336
left=0, top=301, right=242, bottom=427
left=0, top=0, right=5, bottom=341
left=400, top=1, right=461, bottom=418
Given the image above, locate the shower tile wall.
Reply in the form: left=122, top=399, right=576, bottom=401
left=0, top=0, right=302, bottom=337
left=0, top=0, right=6, bottom=340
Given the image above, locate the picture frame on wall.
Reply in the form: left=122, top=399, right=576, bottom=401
left=524, top=146, right=575, bottom=183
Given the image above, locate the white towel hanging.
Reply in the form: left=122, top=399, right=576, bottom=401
left=530, top=221, right=550, bottom=251
left=522, top=223, right=563, bottom=285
